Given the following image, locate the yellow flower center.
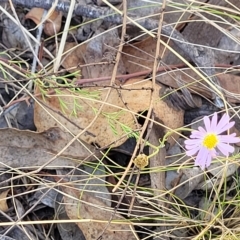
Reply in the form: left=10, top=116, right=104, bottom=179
left=202, top=133, right=219, bottom=149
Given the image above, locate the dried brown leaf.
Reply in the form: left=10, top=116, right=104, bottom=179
left=83, top=28, right=126, bottom=83
left=60, top=42, right=86, bottom=73
left=62, top=186, right=136, bottom=240
left=0, top=128, right=100, bottom=168
left=122, top=37, right=161, bottom=73
left=34, top=79, right=183, bottom=147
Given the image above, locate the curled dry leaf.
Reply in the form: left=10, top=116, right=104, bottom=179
left=34, top=79, right=183, bottom=148
left=0, top=189, right=9, bottom=212
left=25, top=8, right=62, bottom=36
left=44, top=11, right=62, bottom=36
left=61, top=185, right=136, bottom=240
left=156, top=68, right=240, bottom=104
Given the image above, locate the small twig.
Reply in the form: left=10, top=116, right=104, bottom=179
left=29, top=9, right=46, bottom=91
left=76, top=63, right=185, bottom=85
left=127, top=168, right=140, bottom=217
left=54, top=0, right=75, bottom=72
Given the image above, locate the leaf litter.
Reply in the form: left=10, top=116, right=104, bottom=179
left=0, top=0, right=240, bottom=239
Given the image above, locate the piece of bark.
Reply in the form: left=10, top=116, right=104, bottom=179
left=148, top=116, right=168, bottom=239
left=148, top=116, right=166, bottom=202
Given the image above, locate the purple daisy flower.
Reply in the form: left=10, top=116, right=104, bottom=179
left=184, top=112, right=240, bottom=170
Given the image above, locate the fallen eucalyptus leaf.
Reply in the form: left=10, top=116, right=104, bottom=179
left=34, top=79, right=183, bottom=148
left=61, top=185, right=136, bottom=240
left=0, top=127, right=101, bottom=168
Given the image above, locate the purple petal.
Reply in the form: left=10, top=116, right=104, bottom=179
left=192, top=130, right=201, bottom=135
left=185, top=144, right=200, bottom=151
left=215, top=114, right=231, bottom=133
left=203, top=115, right=211, bottom=132
left=186, top=147, right=200, bottom=156
left=185, top=146, right=198, bottom=152
left=209, top=149, right=217, bottom=158
left=195, top=147, right=210, bottom=170
left=185, top=139, right=202, bottom=145
left=190, top=130, right=205, bottom=139
left=198, top=126, right=207, bottom=134
left=210, top=113, right=218, bottom=132
left=217, top=143, right=235, bottom=156
left=216, top=121, right=235, bottom=134
left=185, top=143, right=201, bottom=152
left=205, top=153, right=212, bottom=168
left=218, top=134, right=240, bottom=144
